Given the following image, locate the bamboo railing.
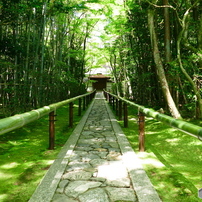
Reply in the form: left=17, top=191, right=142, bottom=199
left=104, top=91, right=202, bottom=151
left=0, top=90, right=96, bottom=149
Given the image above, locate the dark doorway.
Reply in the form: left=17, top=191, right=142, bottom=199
left=89, top=74, right=111, bottom=91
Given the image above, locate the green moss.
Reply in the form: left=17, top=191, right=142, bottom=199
left=0, top=101, right=86, bottom=202
left=118, top=106, right=202, bottom=202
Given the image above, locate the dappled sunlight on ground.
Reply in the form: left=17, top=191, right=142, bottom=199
left=0, top=171, right=13, bottom=180
left=97, top=161, right=128, bottom=180
left=120, top=105, right=202, bottom=201
left=137, top=152, right=165, bottom=168
left=0, top=104, right=81, bottom=201
left=0, top=162, right=19, bottom=169
left=0, top=194, right=7, bottom=201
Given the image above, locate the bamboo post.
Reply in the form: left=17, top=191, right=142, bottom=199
left=107, top=92, right=109, bottom=101
left=138, top=111, right=145, bottom=152
left=112, top=97, right=115, bottom=110
left=87, top=95, right=90, bottom=105
left=88, top=94, right=90, bottom=104
left=116, top=99, right=119, bottom=116
left=83, top=97, right=86, bottom=110
left=90, top=92, right=93, bottom=101
left=78, top=98, right=82, bottom=116
left=69, top=102, right=73, bottom=128
left=104, top=91, right=107, bottom=99
left=123, top=103, right=128, bottom=128
left=49, top=111, right=55, bottom=150
left=109, top=94, right=112, bottom=105
left=119, top=100, right=122, bottom=120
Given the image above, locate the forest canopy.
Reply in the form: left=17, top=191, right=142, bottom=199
left=0, top=0, right=201, bottom=119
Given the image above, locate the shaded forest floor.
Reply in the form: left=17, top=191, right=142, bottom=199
left=119, top=106, right=202, bottom=202
left=0, top=102, right=85, bottom=202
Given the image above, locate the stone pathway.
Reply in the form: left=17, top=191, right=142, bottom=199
left=29, top=92, right=161, bottom=202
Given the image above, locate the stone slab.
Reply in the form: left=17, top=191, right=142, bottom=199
left=62, top=170, right=92, bottom=180
left=52, top=194, right=78, bottom=202
left=64, top=181, right=102, bottom=198
left=78, top=188, right=109, bottom=202
left=105, top=187, right=137, bottom=202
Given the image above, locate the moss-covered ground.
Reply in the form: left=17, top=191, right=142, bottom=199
left=1, top=99, right=202, bottom=202
left=0, top=101, right=85, bottom=202
left=118, top=105, right=202, bottom=202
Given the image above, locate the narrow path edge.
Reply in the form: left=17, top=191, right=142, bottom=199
left=29, top=99, right=95, bottom=202
left=104, top=99, right=162, bottom=202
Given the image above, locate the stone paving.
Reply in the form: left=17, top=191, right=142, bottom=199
left=29, top=92, right=161, bottom=202
left=52, top=93, right=137, bottom=202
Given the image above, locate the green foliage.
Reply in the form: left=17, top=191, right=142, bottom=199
left=1, top=0, right=201, bottom=118
left=0, top=0, right=95, bottom=117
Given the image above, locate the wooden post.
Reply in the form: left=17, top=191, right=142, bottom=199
left=123, top=103, right=128, bottom=128
left=104, top=91, right=107, bottom=99
left=83, top=97, right=86, bottom=110
left=69, top=102, right=73, bottom=128
left=107, top=93, right=110, bottom=103
left=112, top=97, right=115, bottom=110
left=90, top=92, right=93, bottom=101
left=78, top=98, right=82, bottom=116
left=91, top=91, right=95, bottom=100
left=138, top=111, right=145, bottom=152
left=109, top=94, right=112, bottom=105
left=119, top=100, right=122, bottom=120
left=116, top=99, right=119, bottom=116
left=88, top=94, right=90, bottom=104
left=87, top=95, right=90, bottom=105
left=49, top=111, right=55, bottom=150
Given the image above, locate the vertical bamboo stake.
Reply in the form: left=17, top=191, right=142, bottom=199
left=119, top=100, right=122, bottom=120
left=123, top=103, right=128, bottom=128
left=86, top=95, right=90, bottom=106
left=78, top=98, right=82, bottom=116
left=138, top=111, right=145, bottom=152
left=69, top=102, right=73, bottom=128
left=107, top=93, right=109, bottom=102
left=108, top=94, right=111, bottom=103
left=109, top=94, right=112, bottom=105
left=116, top=99, right=119, bottom=116
left=83, top=97, right=86, bottom=110
left=49, top=111, right=55, bottom=150
left=104, top=91, right=107, bottom=99
left=112, top=97, right=115, bottom=110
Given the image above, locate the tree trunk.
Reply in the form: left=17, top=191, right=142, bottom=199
left=109, top=53, right=121, bottom=96
left=163, top=0, right=171, bottom=63
left=176, top=6, right=202, bottom=119
left=198, top=14, right=202, bottom=68
left=148, top=6, right=182, bottom=119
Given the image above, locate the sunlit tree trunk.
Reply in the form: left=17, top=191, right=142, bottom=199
left=148, top=5, right=182, bottom=119
left=163, top=0, right=180, bottom=107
